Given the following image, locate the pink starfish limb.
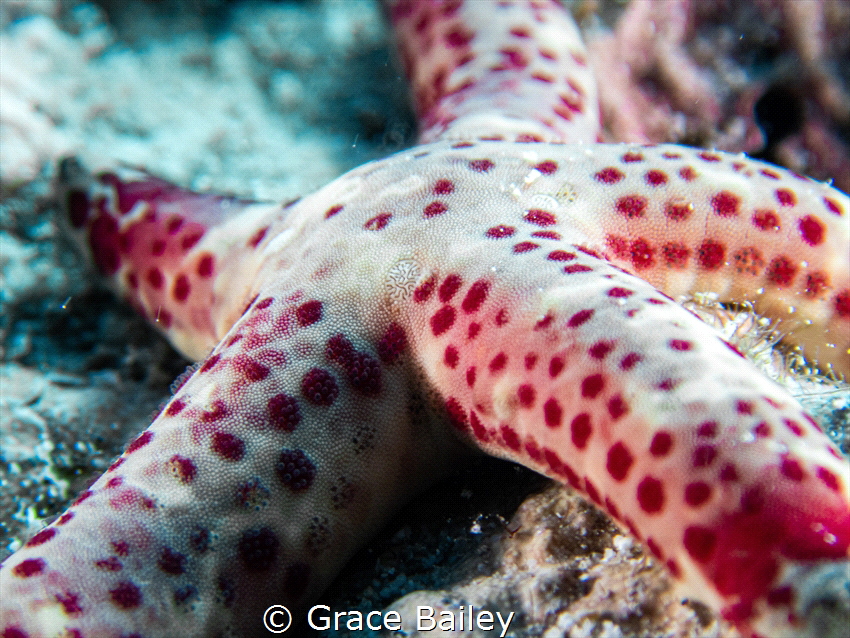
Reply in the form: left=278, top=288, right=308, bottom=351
left=388, top=0, right=600, bottom=144
left=1, top=1, right=848, bottom=637
left=57, top=162, right=284, bottom=361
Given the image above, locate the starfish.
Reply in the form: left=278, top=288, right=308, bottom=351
left=2, top=1, right=849, bottom=637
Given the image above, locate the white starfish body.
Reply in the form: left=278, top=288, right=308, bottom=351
left=1, top=1, right=848, bottom=637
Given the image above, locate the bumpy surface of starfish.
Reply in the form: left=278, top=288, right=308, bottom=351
left=2, top=1, right=849, bottom=637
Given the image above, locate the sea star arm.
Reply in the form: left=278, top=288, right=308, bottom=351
left=386, top=0, right=600, bottom=144
left=56, top=159, right=292, bottom=362
left=571, top=145, right=850, bottom=376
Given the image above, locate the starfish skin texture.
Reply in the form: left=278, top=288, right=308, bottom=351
left=1, top=1, right=849, bottom=637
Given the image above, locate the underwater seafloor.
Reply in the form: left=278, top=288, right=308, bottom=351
left=1, top=1, right=849, bottom=636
